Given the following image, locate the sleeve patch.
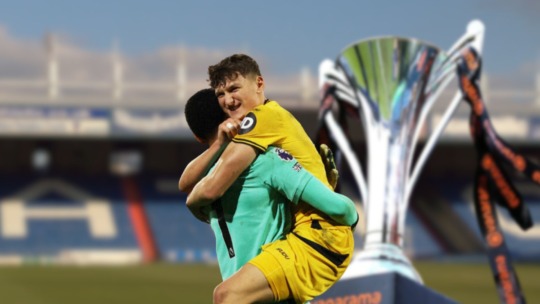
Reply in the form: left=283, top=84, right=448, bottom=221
left=238, top=112, right=257, bottom=134
left=273, top=148, right=293, bottom=161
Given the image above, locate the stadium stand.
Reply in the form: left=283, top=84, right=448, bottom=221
left=0, top=171, right=217, bottom=264
left=135, top=174, right=216, bottom=262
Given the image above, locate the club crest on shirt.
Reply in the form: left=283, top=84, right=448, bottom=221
left=274, top=148, right=293, bottom=161
left=239, top=112, right=256, bottom=134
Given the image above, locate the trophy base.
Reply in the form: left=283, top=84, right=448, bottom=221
left=312, top=272, right=457, bottom=304
left=340, top=244, right=423, bottom=283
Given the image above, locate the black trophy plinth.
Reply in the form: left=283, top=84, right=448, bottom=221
left=311, top=272, right=457, bottom=304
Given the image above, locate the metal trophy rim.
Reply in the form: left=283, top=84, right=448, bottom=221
left=337, top=35, right=445, bottom=59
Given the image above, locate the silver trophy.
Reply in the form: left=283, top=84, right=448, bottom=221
left=318, top=20, right=485, bottom=283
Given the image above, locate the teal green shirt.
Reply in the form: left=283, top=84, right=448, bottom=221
left=208, top=146, right=312, bottom=280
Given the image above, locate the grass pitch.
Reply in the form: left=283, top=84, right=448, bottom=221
left=0, top=261, right=538, bottom=303
left=0, top=263, right=221, bottom=304
left=416, top=261, right=540, bottom=303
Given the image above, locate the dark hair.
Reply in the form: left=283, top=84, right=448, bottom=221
left=184, top=88, right=226, bottom=141
left=208, top=54, right=261, bottom=89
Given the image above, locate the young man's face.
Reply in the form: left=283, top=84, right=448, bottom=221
left=215, top=73, right=264, bottom=121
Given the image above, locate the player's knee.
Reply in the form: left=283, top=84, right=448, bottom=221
left=213, top=282, right=232, bottom=304
left=214, top=281, right=247, bottom=304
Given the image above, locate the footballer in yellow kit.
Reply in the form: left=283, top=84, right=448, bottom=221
left=235, top=99, right=355, bottom=303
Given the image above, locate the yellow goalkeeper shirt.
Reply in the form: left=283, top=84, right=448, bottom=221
left=233, top=100, right=334, bottom=227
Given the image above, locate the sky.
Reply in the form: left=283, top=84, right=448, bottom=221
left=0, top=0, right=538, bottom=88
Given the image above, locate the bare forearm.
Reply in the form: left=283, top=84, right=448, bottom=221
left=186, top=172, right=221, bottom=208
left=178, top=142, right=228, bottom=193
left=186, top=142, right=256, bottom=208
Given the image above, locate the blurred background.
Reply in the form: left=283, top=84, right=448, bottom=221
left=0, top=1, right=539, bottom=303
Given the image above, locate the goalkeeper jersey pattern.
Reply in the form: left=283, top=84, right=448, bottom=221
left=209, top=146, right=313, bottom=280
left=233, top=100, right=334, bottom=227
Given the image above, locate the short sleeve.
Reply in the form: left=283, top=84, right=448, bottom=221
left=232, top=102, right=285, bottom=152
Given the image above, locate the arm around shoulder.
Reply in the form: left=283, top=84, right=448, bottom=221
left=186, top=141, right=257, bottom=207
left=299, top=178, right=358, bottom=227
left=178, top=141, right=228, bottom=193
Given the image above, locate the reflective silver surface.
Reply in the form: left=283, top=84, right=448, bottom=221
left=340, top=37, right=445, bottom=282
left=340, top=37, right=443, bottom=245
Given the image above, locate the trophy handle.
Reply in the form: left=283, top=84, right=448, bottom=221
left=318, top=59, right=369, bottom=203
left=403, top=20, right=485, bottom=207
left=323, top=112, right=368, bottom=202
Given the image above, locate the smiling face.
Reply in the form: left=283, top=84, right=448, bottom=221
left=215, top=73, right=265, bottom=121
